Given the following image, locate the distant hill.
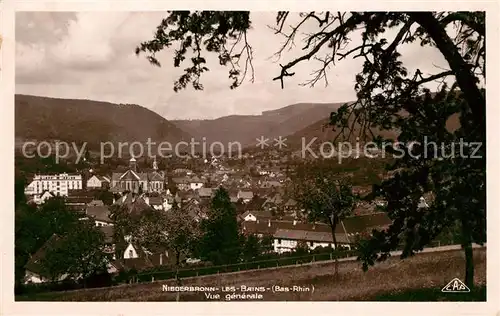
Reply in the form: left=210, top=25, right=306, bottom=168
left=285, top=118, right=398, bottom=149
left=172, top=102, right=346, bottom=147
left=15, top=95, right=192, bottom=151
left=285, top=111, right=461, bottom=149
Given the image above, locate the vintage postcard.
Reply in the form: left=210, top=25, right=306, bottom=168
left=1, top=1, right=498, bottom=315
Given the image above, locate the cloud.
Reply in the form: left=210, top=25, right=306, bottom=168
left=50, top=13, right=128, bottom=70
left=16, top=12, right=77, bottom=45
left=16, top=12, right=449, bottom=119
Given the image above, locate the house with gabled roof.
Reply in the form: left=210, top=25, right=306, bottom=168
left=262, top=193, right=284, bottom=212
left=260, top=180, right=282, bottom=189
left=183, top=198, right=209, bottom=222
left=108, top=244, right=177, bottom=274
left=240, top=212, right=393, bottom=254
left=172, top=177, right=191, bottom=191
left=30, top=190, right=55, bottom=205
left=239, top=210, right=273, bottom=223
left=24, top=234, right=70, bottom=284
left=273, top=228, right=351, bottom=253
left=143, top=195, right=167, bottom=211
left=86, top=205, right=113, bottom=227
left=418, top=196, right=429, bottom=209
left=86, top=175, right=111, bottom=190
left=237, top=190, right=254, bottom=203
left=107, top=241, right=153, bottom=273
left=113, top=193, right=153, bottom=217
left=188, top=176, right=204, bottom=190
left=240, top=196, right=267, bottom=212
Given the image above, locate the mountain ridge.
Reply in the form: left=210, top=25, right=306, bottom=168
left=172, top=102, right=345, bottom=146
left=15, top=94, right=192, bottom=150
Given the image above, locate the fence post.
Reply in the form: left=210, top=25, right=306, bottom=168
left=152, top=276, right=154, bottom=283
left=330, top=253, right=332, bottom=260
left=257, top=265, right=260, bottom=269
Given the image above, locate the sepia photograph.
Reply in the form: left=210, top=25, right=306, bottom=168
left=3, top=2, right=497, bottom=313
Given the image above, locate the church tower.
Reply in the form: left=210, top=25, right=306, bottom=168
left=129, top=157, right=137, bottom=172
left=152, top=156, right=158, bottom=171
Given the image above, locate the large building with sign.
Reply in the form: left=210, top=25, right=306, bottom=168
left=24, top=173, right=83, bottom=197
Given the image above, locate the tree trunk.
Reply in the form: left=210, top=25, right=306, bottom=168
left=460, top=217, right=475, bottom=289
left=328, top=214, right=340, bottom=280
left=409, top=12, right=485, bottom=129
left=175, top=250, right=181, bottom=267
left=463, top=242, right=474, bottom=289
left=175, top=250, right=181, bottom=302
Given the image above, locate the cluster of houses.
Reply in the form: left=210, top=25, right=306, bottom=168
left=22, top=156, right=410, bottom=284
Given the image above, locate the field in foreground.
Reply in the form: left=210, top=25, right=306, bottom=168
left=17, top=248, right=486, bottom=301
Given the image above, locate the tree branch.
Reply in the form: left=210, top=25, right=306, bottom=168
left=410, top=12, right=485, bottom=129
left=273, top=13, right=368, bottom=88
left=440, top=12, right=485, bottom=37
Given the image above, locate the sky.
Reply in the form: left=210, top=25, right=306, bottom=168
left=15, top=12, right=449, bottom=120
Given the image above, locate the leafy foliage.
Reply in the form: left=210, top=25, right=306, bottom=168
left=109, top=204, right=140, bottom=251
left=15, top=170, right=27, bottom=208
left=136, top=11, right=253, bottom=91
left=94, top=190, right=114, bottom=206
left=291, top=160, right=357, bottom=278
left=15, top=197, right=107, bottom=285
left=241, top=234, right=261, bottom=262
left=138, top=11, right=485, bottom=287
left=41, top=221, right=108, bottom=282
left=198, top=187, right=243, bottom=265
left=292, top=160, right=357, bottom=242
left=110, top=198, right=201, bottom=266
left=357, top=90, right=485, bottom=288
left=165, top=204, right=201, bottom=265
left=137, top=12, right=484, bottom=129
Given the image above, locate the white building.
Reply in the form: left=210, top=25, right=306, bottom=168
left=123, top=242, right=140, bottom=259
left=272, top=229, right=352, bottom=254
left=143, top=196, right=173, bottom=211
left=24, top=173, right=83, bottom=197
left=30, top=191, right=55, bottom=205
left=86, top=175, right=110, bottom=189
left=189, top=177, right=204, bottom=190
left=242, top=212, right=258, bottom=222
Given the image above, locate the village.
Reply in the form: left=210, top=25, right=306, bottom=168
left=19, top=151, right=413, bottom=286
left=9, top=9, right=488, bottom=305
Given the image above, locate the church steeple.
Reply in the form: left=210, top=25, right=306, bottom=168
left=129, top=157, right=137, bottom=172
left=152, top=156, right=158, bottom=171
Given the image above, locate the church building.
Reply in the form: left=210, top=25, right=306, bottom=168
left=110, top=157, right=166, bottom=194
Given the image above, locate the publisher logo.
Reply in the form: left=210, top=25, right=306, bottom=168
left=441, top=278, right=470, bottom=293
